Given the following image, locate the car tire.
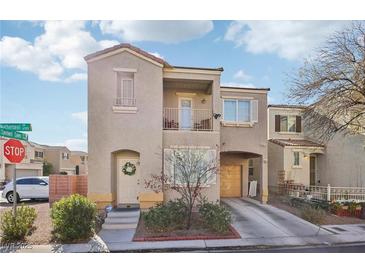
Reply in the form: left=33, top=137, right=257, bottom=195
left=6, top=191, right=20, bottom=203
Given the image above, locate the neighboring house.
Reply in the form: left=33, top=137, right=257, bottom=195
left=267, top=104, right=365, bottom=188
left=42, top=145, right=76, bottom=175
left=85, top=43, right=269, bottom=209
left=70, top=151, right=88, bottom=175
left=0, top=138, right=43, bottom=182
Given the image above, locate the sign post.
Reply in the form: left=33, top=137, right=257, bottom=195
left=3, top=139, right=26, bottom=216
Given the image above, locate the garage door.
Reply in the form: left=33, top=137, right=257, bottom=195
left=16, top=169, right=40, bottom=178
left=220, top=165, right=241, bottom=197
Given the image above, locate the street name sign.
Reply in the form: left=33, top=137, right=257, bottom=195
left=0, top=129, right=28, bottom=141
left=0, top=123, right=32, bottom=131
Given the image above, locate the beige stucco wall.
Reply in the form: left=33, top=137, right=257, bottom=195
left=43, top=149, right=61, bottom=173
left=87, top=51, right=163, bottom=206
left=268, top=107, right=304, bottom=140
left=316, top=133, right=365, bottom=187
left=220, top=89, right=268, bottom=202
left=268, top=142, right=284, bottom=186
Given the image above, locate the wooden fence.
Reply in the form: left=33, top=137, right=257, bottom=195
left=49, top=175, right=88, bottom=204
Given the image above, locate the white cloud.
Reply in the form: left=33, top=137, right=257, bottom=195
left=233, top=69, right=253, bottom=82
left=0, top=21, right=118, bottom=81
left=71, top=111, right=87, bottom=125
left=224, top=21, right=350, bottom=60
left=99, top=20, right=213, bottom=43
left=64, top=138, right=87, bottom=152
left=65, top=73, right=87, bottom=83
left=148, top=52, right=164, bottom=59
left=221, top=82, right=256, bottom=89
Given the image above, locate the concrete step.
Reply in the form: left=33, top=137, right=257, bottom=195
left=104, top=217, right=139, bottom=224
left=102, top=223, right=138, bottom=230
left=107, top=210, right=140, bottom=218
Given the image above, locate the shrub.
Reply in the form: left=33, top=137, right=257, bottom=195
left=300, top=205, right=326, bottom=225
left=51, top=194, right=97, bottom=242
left=198, top=200, right=232, bottom=233
left=329, top=202, right=342, bottom=214
left=0, top=205, right=37, bottom=243
left=143, top=199, right=187, bottom=232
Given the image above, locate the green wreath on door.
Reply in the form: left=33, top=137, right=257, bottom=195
left=122, top=161, right=136, bottom=176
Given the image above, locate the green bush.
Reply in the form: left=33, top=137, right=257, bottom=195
left=51, top=194, right=97, bottom=242
left=0, top=205, right=37, bottom=243
left=198, top=200, right=232, bottom=233
left=300, top=205, right=326, bottom=225
left=143, top=199, right=187, bottom=232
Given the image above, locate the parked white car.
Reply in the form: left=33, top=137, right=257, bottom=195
left=1, top=176, right=49, bottom=203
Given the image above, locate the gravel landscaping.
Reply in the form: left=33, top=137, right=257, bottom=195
left=0, top=200, right=52, bottom=244
left=268, top=193, right=365, bottom=225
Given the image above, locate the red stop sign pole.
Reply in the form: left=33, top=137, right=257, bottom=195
left=3, top=139, right=25, bottom=216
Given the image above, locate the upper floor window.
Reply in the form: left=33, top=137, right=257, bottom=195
left=115, top=71, right=135, bottom=107
left=80, top=156, right=85, bottom=164
left=223, top=99, right=258, bottom=123
left=62, top=152, right=69, bottom=160
left=275, top=115, right=302, bottom=133
left=35, top=151, right=43, bottom=158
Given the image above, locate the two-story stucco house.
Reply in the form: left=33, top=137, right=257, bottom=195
left=268, top=104, right=365, bottom=188
left=85, top=44, right=269, bottom=209
left=42, top=145, right=76, bottom=175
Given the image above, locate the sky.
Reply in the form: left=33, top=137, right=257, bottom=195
left=0, top=20, right=353, bottom=151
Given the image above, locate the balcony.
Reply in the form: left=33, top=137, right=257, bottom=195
left=163, top=107, right=212, bottom=131
left=115, top=97, right=136, bottom=107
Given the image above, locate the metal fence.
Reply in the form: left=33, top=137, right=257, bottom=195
left=278, top=183, right=365, bottom=202
left=163, top=108, right=212, bottom=131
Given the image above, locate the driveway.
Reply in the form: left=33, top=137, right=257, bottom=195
left=222, top=198, right=332, bottom=239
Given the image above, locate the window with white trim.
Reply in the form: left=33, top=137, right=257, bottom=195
left=293, top=151, right=300, bottom=166
left=280, top=115, right=297, bottom=132
left=116, top=72, right=135, bottom=107
left=223, top=99, right=251, bottom=123
left=62, top=152, right=69, bottom=160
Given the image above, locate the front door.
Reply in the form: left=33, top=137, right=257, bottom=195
left=179, top=98, right=192, bottom=129
left=309, top=156, right=316, bottom=186
left=220, top=165, right=242, bottom=197
left=117, top=158, right=139, bottom=204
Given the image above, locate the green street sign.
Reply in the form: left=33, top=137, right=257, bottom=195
left=0, top=129, right=28, bottom=141
left=0, top=123, right=32, bottom=131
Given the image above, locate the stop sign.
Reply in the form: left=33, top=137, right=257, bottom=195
left=3, top=139, right=25, bottom=163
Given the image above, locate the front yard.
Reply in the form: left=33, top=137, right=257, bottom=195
left=0, top=200, right=52, bottom=244
left=268, top=192, right=365, bottom=225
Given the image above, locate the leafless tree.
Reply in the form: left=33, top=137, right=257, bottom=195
left=288, top=22, right=365, bottom=140
left=145, top=148, right=218, bottom=229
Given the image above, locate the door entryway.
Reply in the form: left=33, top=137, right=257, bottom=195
left=179, top=98, right=192, bottom=129
left=117, top=158, right=140, bottom=204
left=220, top=165, right=242, bottom=197
left=309, top=155, right=316, bottom=186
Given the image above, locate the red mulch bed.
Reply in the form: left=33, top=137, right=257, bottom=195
left=133, top=214, right=240, bottom=242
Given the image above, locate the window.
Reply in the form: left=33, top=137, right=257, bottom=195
left=293, top=151, right=300, bottom=166
left=164, top=148, right=217, bottom=185
left=223, top=99, right=251, bottom=123
left=80, top=156, right=85, bottom=164
left=276, top=115, right=301, bottom=133
left=116, top=72, right=135, bottom=107
left=280, top=115, right=296, bottom=132
left=248, top=159, right=254, bottom=176
left=35, top=151, right=43, bottom=158
left=62, top=152, right=69, bottom=160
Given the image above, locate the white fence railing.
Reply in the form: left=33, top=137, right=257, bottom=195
left=163, top=108, right=212, bottom=131
left=115, top=97, right=136, bottom=107
left=278, top=183, right=365, bottom=202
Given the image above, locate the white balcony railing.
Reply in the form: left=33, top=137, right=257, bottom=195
left=163, top=107, right=212, bottom=131
left=115, top=97, right=136, bottom=107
